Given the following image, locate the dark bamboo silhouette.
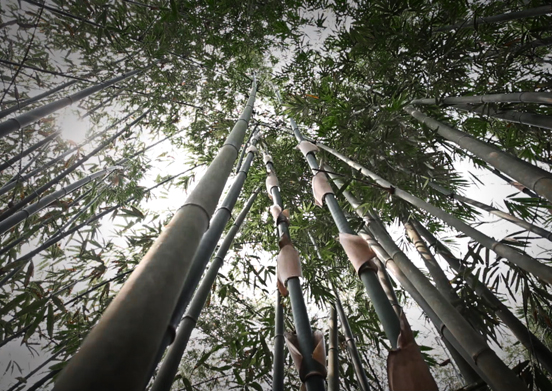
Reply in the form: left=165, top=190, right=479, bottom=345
left=151, top=188, right=260, bottom=391
left=318, top=142, right=552, bottom=283
left=327, top=304, right=339, bottom=391
left=52, top=78, right=256, bottom=391
left=273, top=290, right=285, bottom=391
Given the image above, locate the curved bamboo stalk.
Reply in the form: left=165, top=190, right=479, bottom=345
left=0, top=131, right=60, bottom=173
left=148, top=130, right=260, bottom=379
left=51, top=82, right=257, bottom=391
left=264, top=156, right=326, bottom=391
left=327, top=304, right=339, bottom=391
left=332, top=283, right=371, bottom=391
left=327, top=171, right=528, bottom=391
left=404, top=105, right=552, bottom=203
left=151, top=188, right=260, bottom=391
left=317, top=142, right=552, bottom=284
left=0, top=111, right=148, bottom=219
left=411, top=219, right=552, bottom=374
left=0, top=110, right=138, bottom=197
left=284, top=117, right=400, bottom=349
left=435, top=5, right=552, bottom=32
left=412, top=92, right=552, bottom=106
left=0, top=66, right=148, bottom=138
left=454, top=104, right=552, bottom=131
left=428, top=182, right=552, bottom=241
left=273, top=290, right=285, bottom=391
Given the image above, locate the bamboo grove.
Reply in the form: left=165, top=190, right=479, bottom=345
left=0, top=0, right=551, bottom=390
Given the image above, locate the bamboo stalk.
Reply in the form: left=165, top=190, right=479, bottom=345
left=332, top=283, right=371, bottom=391
left=404, top=105, right=552, bottom=203
left=435, top=5, right=552, bottom=32
left=150, top=188, right=260, bottom=391
left=454, top=103, right=552, bottom=131
left=327, top=304, right=339, bottom=391
left=273, top=290, right=285, bottom=391
left=264, top=157, right=326, bottom=391
left=328, top=171, right=528, bottom=390
left=0, top=131, right=59, bottom=173
left=0, top=67, right=147, bottom=138
left=411, top=219, right=552, bottom=374
left=429, top=181, right=552, bottom=241
left=317, top=142, right=552, bottom=284
left=52, top=78, right=256, bottom=391
left=491, top=169, right=539, bottom=198
left=412, top=92, right=552, bottom=106
left=284, top=117, right=401, bottom=349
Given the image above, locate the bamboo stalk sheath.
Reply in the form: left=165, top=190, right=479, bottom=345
left=317, top=142, right=552, bottom=284
left=52, top=79, right=256, bottom=391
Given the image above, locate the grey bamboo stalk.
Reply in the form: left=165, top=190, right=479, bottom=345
left=149, top=129, right=260, bottom=379
left=151, top=188, right=261, bottom=391
left=0, top=110, right=138, bottom=197
left=328, top=304, right=339, bottom=391
left=411, top=92, right=552, bottom=106
left=0, top=165, right=119, bottom=235
left=411, top=219, right=552, bottom=374
left=332, top=283, right=371, bottom=391
left=317, top=142, right=552, bottom=284
left=273, top=290, right=285, bottom=391
left=371, top=257, right=401, bottom=318
left=358, top=227, right=485, bottom=386
left=428, top=181, right=552, bottom=241
left=0, top=80, right=78, bottom=119
left=0, top=111, right=148, bottom=220
left=265, top=156, right=326, bottom=391
left=52, top=78, right=256, bottom=391
left=283, top=116, right=400, bottom=349
left=327, top=170, right=527, bottom=390
left=454, top=103, right=552, bottom=131
left=0, top=66, right=148, bottom=138
left=0, top=131, right=60, bottom=172
left=404, top=105, right=552, bottom=203
left=435, top=5, right=552, bottom=32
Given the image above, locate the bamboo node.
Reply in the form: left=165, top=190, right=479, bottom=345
left=284, top=331, right=327, bottom=382
left=338, top=233, right=377, bottom=275
left=277, top=235, right=302, bottom=286
left=296, top=140, right=319, bottom=157
left=312, top=171, right=334, bottom=207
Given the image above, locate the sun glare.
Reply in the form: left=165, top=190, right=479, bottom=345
left=59, top=108, right=89, bottom=144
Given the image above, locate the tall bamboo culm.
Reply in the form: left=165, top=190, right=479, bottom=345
left=327, top=304, right=339, bottom=391
left=52, top=78, right=257, bottom=391
left=317, top=142, right=552, bottom=284
left=273, top=290, right=285, bottom=391
left=326, top=170, right=528, bottom=391
left=151, top=188, right=261, bottom=391
left=411, top=219, right=552, bottom=374
left=404, top=105, right=552, bottom=203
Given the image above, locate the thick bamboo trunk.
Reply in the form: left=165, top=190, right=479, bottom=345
left=273, top=290, right=285, bottom=391
left=284, top=117, right=400, bottom=349
left=151, top=188, right=260, bottom=391
left=0, top=112, right=147, bottom=219
left=404, top=105, right=552, bottom=203
left=0, top=110, right=138, bottom=197
left=52, top=79, right=256, bottom=391
left=265, top=157, right=326, bottom=391
left=327, top=305, right=339, bottom=391
left=454, top=103, right=552, bottom=131
left=411, top=219, right=552, bottom=374
left=412, top=92, right=552, bottom=106
left=332, top=284, right=371, bottom=391
left=318, top=142, right=552, bottom=283
left=429, top=182, right=552, bottom=241
left=327, top=171, right=528, bottom=391
left=435, top=5, right=552, bottom=32
left=0, top=131, right=59, bottom=173
left=0, top=67, right=147, bottom=138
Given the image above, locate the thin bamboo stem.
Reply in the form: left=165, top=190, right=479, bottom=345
left=318, top=142, right=552, bottom=283
left=327, top=305, right=339, bottom=391
left=412, top=92, right=552, bottom=106
left=404, top=105, right=552, bottom=203
left=273, top=290, right=285, bottom=391
left=0, top=131, right=59, bottom=173
left=454, top=104, right=552, bottom=131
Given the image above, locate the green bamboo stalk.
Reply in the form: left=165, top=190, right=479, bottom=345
left=428, top=181, right=552, bottom=241
left=0, top=111, right=148, bottom=219
left=273, top=290, right=285, bottom=391
left=411, top=219, right=552, bottom=374
left=283, top=117, right=400, bottom=349
left=404, top=105, right=552, bottom=203
left=52, top=78, right=256, bottom=391
left=317, top=142, right=552, bottom=284
left=264, top=156, right=326, bottom=391
left=151, top=188, right=260, bottom=391
left=454, top=103, right=552, bottom=131
left=412, top=92, right=552, bottom=106
left=328, top=304, right=339, bottom=391
left=331, top=283, right=371, bottom=391
left=435, top=5, right=552, bottom=32
left=327, top=171, right=527, bottom=390
left=0, top=66, right=148, bottom=138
